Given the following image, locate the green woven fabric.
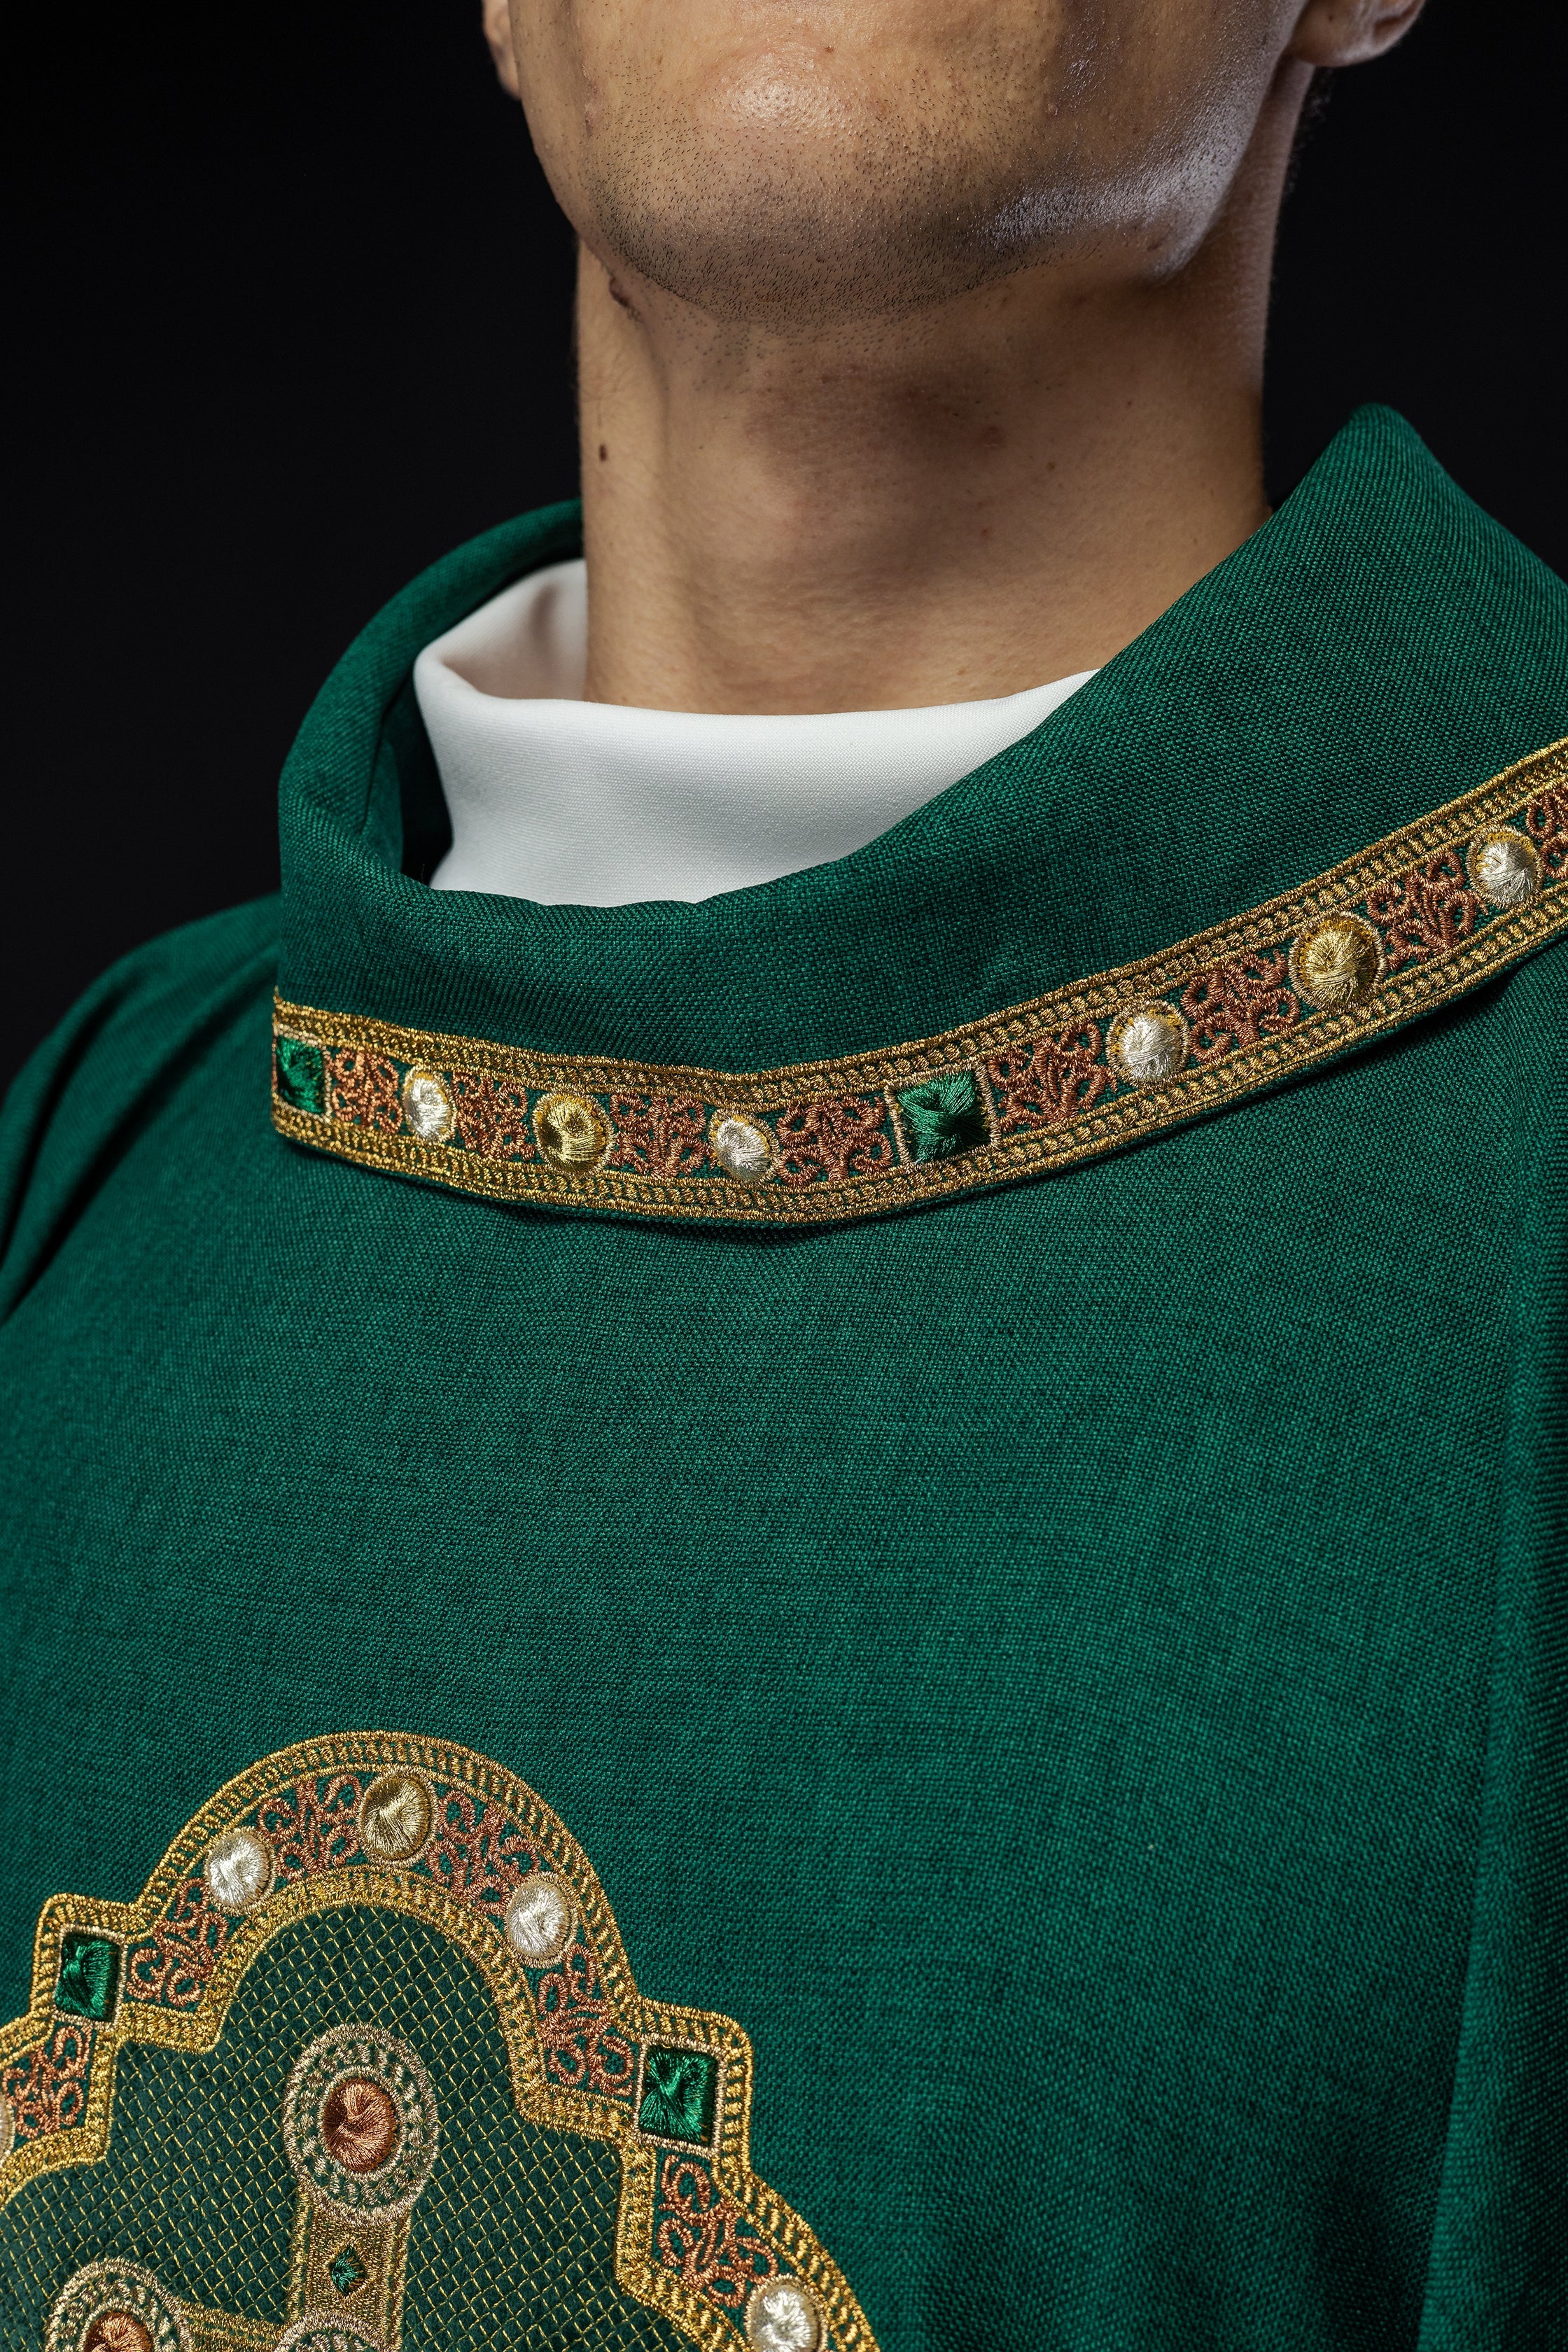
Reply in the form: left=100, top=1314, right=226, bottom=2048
left=0, top=409, right=1564, bottom=2349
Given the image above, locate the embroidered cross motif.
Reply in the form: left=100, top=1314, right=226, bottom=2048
left=1, top=1737, right=865, bottom=2352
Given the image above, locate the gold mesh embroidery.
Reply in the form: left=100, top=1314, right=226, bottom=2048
left=0, top=1736, right=876, bottom=2352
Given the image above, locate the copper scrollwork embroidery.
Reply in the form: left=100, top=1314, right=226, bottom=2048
left=654, top=2155, right=780, bottom=2309
left=450, top=1067, right=534, bottom=1158
left=423, top=1788, right=541, bottom=1918
left=1364, top=850, right=1480, bottom=968
left=124, top=1874, right=233, bottom=2010
left=986, top=1027, right=1108, bottom=1129
left=1181, top=951, right=1298, bottom=1064
left=260, top=1775, right=364, bottom=1883
left=1, top=2022, right=94, bottom=2142
left=326, top=1049, right=405, bottom=1133
left=534, top=1940, right=636, bottom=2102
left=776, top=1095, right=896, bottom=1186
left=610, top=1093, right=709, bottom=1180
left=1527, top=784, right=1568, bottom=878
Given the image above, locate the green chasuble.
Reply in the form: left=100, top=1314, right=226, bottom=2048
left=2, top=405, right=1567, bottom=2352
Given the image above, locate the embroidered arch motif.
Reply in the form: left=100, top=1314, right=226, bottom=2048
left=0, top=1735, right=872, bottom=2352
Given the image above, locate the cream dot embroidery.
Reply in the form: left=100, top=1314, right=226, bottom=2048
left=710, top=1114, right=774, bottom=1182
left=401, top=1066, right=455, bottom=1143
left=1108, top=1005, right=1186, bottom=1088
left=203, top=1828, right=272, bottom=1916
left=504, top=1877, right=575, bottom=1967
left=746, top=2276, right=824, bottom=2352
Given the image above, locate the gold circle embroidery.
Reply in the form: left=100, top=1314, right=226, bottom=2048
left=1466, top=825, right=1541, bottom=908
left=533, top=1091, right=611, bottom=1170
left=358, top=1771, right=433, bottom=1865
left=1287, top=913, right=1383, bottom=1011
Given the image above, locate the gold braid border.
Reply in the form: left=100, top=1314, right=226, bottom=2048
left=272, top=735, right=1568, bottom=1223
left=0, top=1733, right=874, bottom=2352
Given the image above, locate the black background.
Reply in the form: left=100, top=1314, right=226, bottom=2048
left=6, top=0, right=1564, bottom=1086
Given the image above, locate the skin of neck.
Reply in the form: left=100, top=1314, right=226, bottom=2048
left=575, top=58, right=1312, bottom=715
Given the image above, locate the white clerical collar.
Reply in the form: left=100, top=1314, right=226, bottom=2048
left=416, top=558, right=1093, bottom=906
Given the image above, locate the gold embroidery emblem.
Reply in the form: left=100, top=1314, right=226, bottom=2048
left=1287, top=912, right=1384, bottom=1010
left=1, top=1736, right=877, bottom=2352
left=533, top=1089, right=612, bottom=1168
left=1466, top=825, right=1541, bottom=907
left=274, top=2019, right=438, bottom=2342
left=46, top=2260, right=191, bottom=2352
left=356, top=1770, right=433, bottom=1864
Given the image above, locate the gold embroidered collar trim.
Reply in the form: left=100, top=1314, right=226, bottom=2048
left=272, top=738, right=1568, bottom=1224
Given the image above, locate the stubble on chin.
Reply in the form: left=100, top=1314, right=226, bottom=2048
left=575, top=59, right=1079, bottom=331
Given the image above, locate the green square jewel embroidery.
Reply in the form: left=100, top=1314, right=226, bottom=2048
left=638, top=2044, right=718, bottom=2146
left=329, top=2246, right=368, bottom=2297
left=275, top=1035, right=327, bottom=1116
left=897, top=1070, right=990, bottom=1163
left=55, top=1929, right=120, bottom=2022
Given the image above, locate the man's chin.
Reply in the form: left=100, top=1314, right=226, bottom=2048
left=585, top=160, right=1025, bottom=332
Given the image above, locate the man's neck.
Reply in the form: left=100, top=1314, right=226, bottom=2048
left=575, top=66, right=1306, bottom=717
